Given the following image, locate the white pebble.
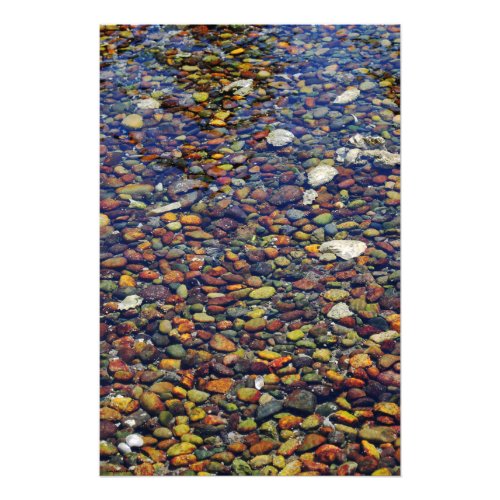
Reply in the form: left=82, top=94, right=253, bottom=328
left=118, top=443, right=132, bottom=454
left=125, top=433, right=144, bottom=448
left=255, top=375, right=265, bottom=390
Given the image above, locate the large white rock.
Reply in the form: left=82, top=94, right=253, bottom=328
left=307, top=163, right=338, bottom=187
left=136, top=97, right=161, bottom=110
left=363, top=149, right=401, bottom=168
left=319, top=240, right=367, bottom=260
left=255, top=375, right=265, bottom=390
left=118, top=295, right=143, bottom=311
left=349, top=133, right=385, bottom=150
left=369, top=330, right=400, bottom=343
left=222, top=79, right=253, bottom=96
left=266, top=129, right=295, bottom=147
left=327, top=302, right=353, bottom=319
left=334, top=88, right=360, bottom=104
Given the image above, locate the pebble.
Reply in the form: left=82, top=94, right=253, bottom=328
left=121, top=114, right=143, bottom=129
left=307, top=163, right=339, bottom=187
left=125, top=433, right=144, bottom=448
left=319, top=240, right=368, bottom=259
left=266, top=129, right=295, bottom=147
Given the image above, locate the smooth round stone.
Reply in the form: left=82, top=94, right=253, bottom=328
left=287, top=330, right=305, bottom=341
left=159, top=320, right=172, bottom=334
left=121, top=114, right=143, bottom=129
left=165, top=344, right=186, bottom=359
left=118, top=443, right=132, bottom=454
left=286, top=209, right=306, bottom=221
left=313, top=213, right=334, bottom=225
left=193, top=92, right=209, bottom=102
left=187, top=390, right=210, bottom=403
left=125, top=433, right=144, bottom=448
left=324, top=223, right=338, bottom=235
left=360, top=81, right=376, bottom=91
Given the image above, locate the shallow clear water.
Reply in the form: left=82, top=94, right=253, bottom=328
left=100, top=24, right=400, bottom=476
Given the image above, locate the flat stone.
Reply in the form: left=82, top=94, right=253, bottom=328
left=334, top=87, right=360, bottom=104
left=327, top=302, right=353, bottom=319
left=358, top=426, right=397, bottom=444
left=308, top=163, right=338, bottom=187
left=205, top=378, right=234, bottom=393
left=256, top=400, right=284, bottom=421
left=249, top=286, right=276, bottom=299
left=319, top=240, right=367, bottom=260
left=121, top=113, right=143, bottom=129
left=209, top=334, right=237, bottom=352
left=284, top=389, right=317, bottom=414
left=266, top=129, right=295, bottom=146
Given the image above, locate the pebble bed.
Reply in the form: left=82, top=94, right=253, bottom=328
left=100, top=24, right=401, bottom=476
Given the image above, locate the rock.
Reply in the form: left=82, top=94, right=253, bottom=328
left=313, top=213, right=334, bottom=225
left=147, top=202, right=182, bottom=215
left=370, top=330, right=400, bottom=343
left=121, top=114, right=143, bottom=129
left=334, top=87, right=360, bottom=104
left=116, top=183, right=154, bottom=196
left=167, top=442, right=196, bottom=457
left=249, top=286, right=276, bottom=299
left=256, top=400, right=283, bottom=421
left=266, top=129, right=295, bottom=147
left=284, top=389, right=317, bottom=414
left=232, top=458, right=253, bottom=475
left=286, top=209, right=305, bottom=221
left=323, top=289, right=350, bottom=302
left=244, top=317, right=266, bottom=332
left=205, top=378, right=233, bottom=393
left=165, top=344, right=186, bottom=359
left=209, top=334, right=237, bottom=352
left=118, top=295, right=143, bottom=310
left=140, top=391, right=165, bottom=414
left=302, top=189, right=318, bottom=205
left=255, top=375, right=265, bottom=390
left=139, top=285, right=170, bottom=302
left=136, top=98, right=160, bottom=109
left=125, top=433, right=144, bottom=448
left=193, top=312, right=215, bottom=322
left=327, top=302, right=353, bottom=319
left=349, top=133, right=385, bottom=150
left=279, top=459, right=302, bottom=476
left=359, top=426, right=397, bottom=444
left=363, top=149, right=401, bottom=168
left=222, top=79, right=253, bottom=96
left=319, top=240, right=367, bottom=260
left=350, top=353, right=372, bottom=368
left=237, top=388, right=261, bottom=403
left=269, top=185, right=303, bottom=206
left=187, top=389, right=210, bottom=403
left=118, top=443, right=132, bottom=454
left=193, top=92, right=209, bottom=102
left=307, top=163, right=338, bottom=187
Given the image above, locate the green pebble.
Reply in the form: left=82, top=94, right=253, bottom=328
left=165, top=344, right=186, bottom=359
left=187, top=389, right=210, bottom=403
left=286, top=330, right=305, bottom=342
left=249, top=286, right=276, bottom=299
left=313, top=213, right=334, bottom=225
